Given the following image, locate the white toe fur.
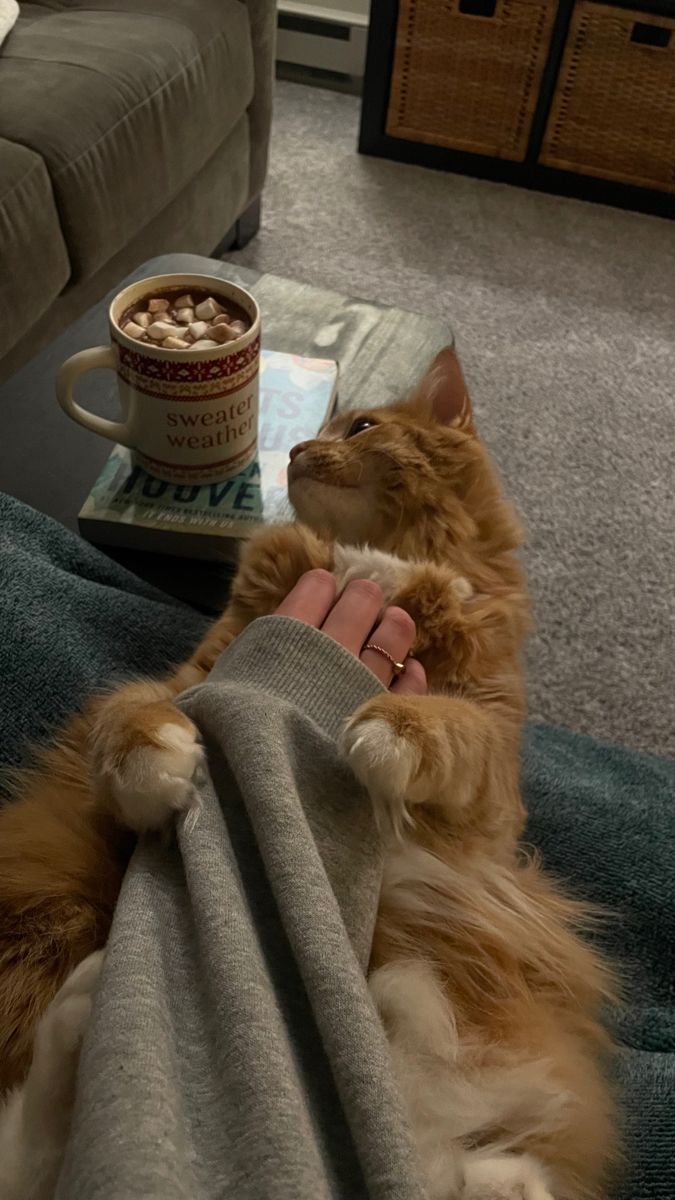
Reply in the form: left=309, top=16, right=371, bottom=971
left=333, top=544, right=409, bottom=603
left=333, top=543, right=473, bottom=606
left=341, top=716, right=419, bottom=839
left=111, top=722, right=203, bottom=833
left=32, top=951, right=104, bottom=1070
left=369, top=960, right=464, bottom=1200
left=462, top=1152, right=554, bottom=1200
left=0, top=951, right=105, bottom=1200
left=53, top=948, right=105, bottom=1005
left=451, top=575, right=473, bottom=601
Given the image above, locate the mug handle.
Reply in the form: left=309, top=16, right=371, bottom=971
left=56, top=346, right=135, bottom=447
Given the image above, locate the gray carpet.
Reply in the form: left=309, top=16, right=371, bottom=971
left=228, top=81, right=675, bottom=757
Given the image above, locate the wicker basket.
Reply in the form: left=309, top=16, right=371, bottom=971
left=540, top=3, right=675, bottom=191
left=386, top=0, right=558, bottom=161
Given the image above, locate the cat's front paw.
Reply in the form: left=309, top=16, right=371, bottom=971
left=93, top=714, right=204, bottom=834
left=232, top=523, right=331, bottom=615
left=333, top=545, right=473, bottom=607
left=333, top=545, right=409, bottom=603
left=341, top=695, right=438, bottom=838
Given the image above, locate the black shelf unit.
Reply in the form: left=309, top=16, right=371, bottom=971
left=359, top=0, right=675, bottom=219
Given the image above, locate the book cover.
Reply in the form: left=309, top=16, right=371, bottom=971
left=79, top=350, right=338, bottom=560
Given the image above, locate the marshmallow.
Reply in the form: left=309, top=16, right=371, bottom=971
left=121, top=292, right=248, bottom=349
left=208, top=323, right=235, bottom=344
left=188, top=320, right=209, bottom=341
left=123, top=320, right=147, bottom=339
left=147, top=321, right=177, bottom=340
left=194, top=297, right=223, bottom=321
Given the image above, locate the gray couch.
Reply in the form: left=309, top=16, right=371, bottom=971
left=0, top=0, right=275, bottom=382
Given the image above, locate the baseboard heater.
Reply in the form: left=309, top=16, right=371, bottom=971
left=276, top=1, right=369, bottom=77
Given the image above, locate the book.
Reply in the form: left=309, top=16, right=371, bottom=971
left=78, top=350, right=338, bottom=561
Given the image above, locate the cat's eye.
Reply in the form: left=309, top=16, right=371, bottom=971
left=345, top=417, right=376, bottom=438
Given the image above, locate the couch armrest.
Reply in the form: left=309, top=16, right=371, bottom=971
left=238, top=0, right=276, bottom=199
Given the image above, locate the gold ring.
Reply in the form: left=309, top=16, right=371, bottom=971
left=363, top=643, right=407, bottom=676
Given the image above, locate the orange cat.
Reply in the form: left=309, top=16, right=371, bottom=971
left=0, top=349, right=617, bottom=1199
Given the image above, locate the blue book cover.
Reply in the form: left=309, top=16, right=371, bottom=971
left=79, top=350, right=338, bottom=560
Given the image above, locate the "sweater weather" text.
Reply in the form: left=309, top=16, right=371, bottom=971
left=165, top=394, right=254, bottom=450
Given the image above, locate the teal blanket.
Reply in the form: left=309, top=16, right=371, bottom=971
left=1, top=494, right=673, bottom=1198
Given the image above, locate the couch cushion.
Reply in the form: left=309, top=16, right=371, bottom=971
left=0, top=0, right=254, bottom=282
left=0, top=137, right=71, bottom=355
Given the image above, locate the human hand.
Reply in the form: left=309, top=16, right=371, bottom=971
left=275, top=570, right=427, bottom=694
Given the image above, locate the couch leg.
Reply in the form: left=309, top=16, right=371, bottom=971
left=214, top=197, right=261, bottom=255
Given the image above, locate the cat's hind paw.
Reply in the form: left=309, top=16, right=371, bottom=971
left=342, top=716, right=417, bottom=837
left=461, top=1153, right=555, bottom=1200
left=341, top=699, right=426, bottom=839
left=103, top=720, right=204, bottom=834
left=28, top=950, right=105, bottom=1104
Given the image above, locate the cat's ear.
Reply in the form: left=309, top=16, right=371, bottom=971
left=413, top=347, right=474, bottom=431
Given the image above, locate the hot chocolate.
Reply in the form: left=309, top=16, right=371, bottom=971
left=118, top=287, right=251, bottom=351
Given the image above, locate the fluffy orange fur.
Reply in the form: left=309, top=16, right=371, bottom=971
left=0, top=349, right=617, bottom=1197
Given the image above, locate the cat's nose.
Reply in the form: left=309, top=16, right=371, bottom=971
left=289, top=441, right=310, bottom=463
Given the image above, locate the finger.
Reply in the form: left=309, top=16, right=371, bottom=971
left=320, top=578, right=384, bottom=654
left=275, top=569, right=337, bottom=627
left=360, top=606, right=416, bottom=686
left=391, top=657, right=427, bottom=695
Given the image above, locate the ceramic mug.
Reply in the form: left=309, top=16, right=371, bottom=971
left=56, top=273, right=261, bottom=484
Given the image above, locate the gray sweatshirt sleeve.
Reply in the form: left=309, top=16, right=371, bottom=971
left=57, top=617, right=424, bottom=1200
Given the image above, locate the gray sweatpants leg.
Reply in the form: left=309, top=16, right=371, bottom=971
left=56, top=618, right=424, bottom=1200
